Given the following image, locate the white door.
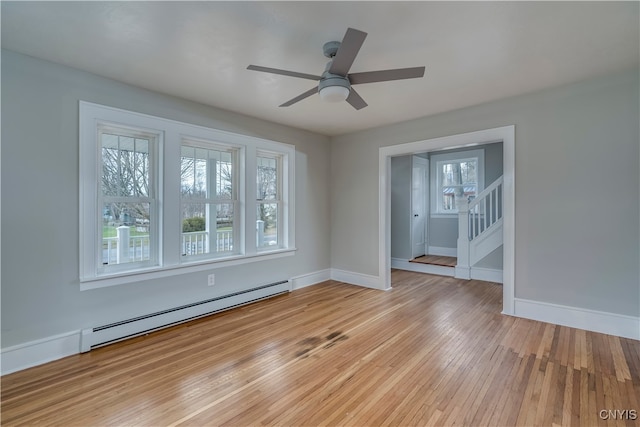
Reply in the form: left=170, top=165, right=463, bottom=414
left=411, top=156, right=428, bottom=259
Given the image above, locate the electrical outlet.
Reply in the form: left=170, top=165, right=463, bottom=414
left=207, top=274, right=215, bottom=286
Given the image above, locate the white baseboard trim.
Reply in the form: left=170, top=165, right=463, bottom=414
left=1, top=268, right=381, bottom=375
left=455, top=265, right=470, bottom=280
left=330, top=268, right=383, bottom=290
left=470, top=267, right=503, bottom=283
left=392, top=258, right=455, bottom=277
left=428, top=246, right=457, bottom=257
left=514, top=298, right=640, bottom=340
left=290, top=269, right=331, bottom=290
left=1, top=331, right=81, bottom=376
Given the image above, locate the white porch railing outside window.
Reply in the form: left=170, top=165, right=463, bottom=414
left=102, top=235, right=151, bottom=265
left=102, top=230, right=234, bottom=264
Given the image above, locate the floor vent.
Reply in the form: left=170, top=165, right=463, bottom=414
left=80, top=280, right=290, bottom=352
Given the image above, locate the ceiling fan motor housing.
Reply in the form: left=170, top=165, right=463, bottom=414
left=323, top=41, right=341, bottom=58
left=319, top=59, right=351, bottom=90
left=319, top=73, right=351, bottom=91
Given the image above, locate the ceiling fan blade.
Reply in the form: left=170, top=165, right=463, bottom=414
left=279, top=86, right=319, bottom=107
left=247, top=65, right=322, bottom=81
left=348, top=67, right=426, bottom=85
left=328, top=28, right=367, bottom=76
left=346, top=88, right=368, bottom=110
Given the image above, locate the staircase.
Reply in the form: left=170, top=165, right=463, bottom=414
left=455, top=176, right=503, bottom=280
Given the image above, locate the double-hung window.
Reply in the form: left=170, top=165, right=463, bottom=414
left=80, top=102, right=295, bottom=288
left=180, top=141, right=239, bottom=259
left=96, top=124, right=161, bottom=274
left=430, top=149, right=484, bottom=215
left=256, top=152, right=282, bottom=250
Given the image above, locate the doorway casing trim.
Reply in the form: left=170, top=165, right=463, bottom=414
left=378, top=125, right=515, bottom=315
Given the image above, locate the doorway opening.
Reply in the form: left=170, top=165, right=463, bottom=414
left=379, top=126, right=515, bottom=315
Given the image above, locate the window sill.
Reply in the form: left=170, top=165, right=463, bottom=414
left=80, top=248, right=297, bottom=291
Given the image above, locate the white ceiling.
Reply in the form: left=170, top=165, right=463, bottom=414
left=2, top=2, right=638, bottom=136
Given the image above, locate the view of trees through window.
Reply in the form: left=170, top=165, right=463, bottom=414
left=439, top=159, right=478, bottom=211
left=101, top=135, right=277, bottom=262
left=180, top=144, right=235, bottom=256
left=101, top=131, right=154, bottom=265
left=257, top=155, right=279, bottom=248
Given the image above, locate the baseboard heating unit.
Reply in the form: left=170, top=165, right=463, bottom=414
left=80, top=280, right=290, bottom=352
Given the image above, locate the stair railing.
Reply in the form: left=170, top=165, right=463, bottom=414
left=468, top=176, right=504, bottom=241
left=456, top=176, right=503, bottom=279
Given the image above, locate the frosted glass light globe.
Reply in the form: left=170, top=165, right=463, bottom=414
left=319, top=85, right=350, bottom=103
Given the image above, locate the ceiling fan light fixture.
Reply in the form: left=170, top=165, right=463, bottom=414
left=319, top=85, right=350, bottom=103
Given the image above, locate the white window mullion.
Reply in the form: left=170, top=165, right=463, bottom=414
left=235, top=146, right=246, bottom=256
left=162, top=129, right=180, bottom=267
left=276, top=155, right=283, bottom=249
left=283, top=151, right=294, bottom=249
left=245, top=145, right=257, bottom=255
left=207, top=157, right=216, bottom=255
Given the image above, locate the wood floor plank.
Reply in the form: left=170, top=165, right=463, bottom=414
left=409, top=255, right=457, bottom=267
left=2, top=270, right=638, bottom=426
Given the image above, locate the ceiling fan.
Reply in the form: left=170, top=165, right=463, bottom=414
left=247, top=28, right=426, bottom=110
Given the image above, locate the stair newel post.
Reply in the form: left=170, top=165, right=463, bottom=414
left=455, top=197, right=471, bottom=280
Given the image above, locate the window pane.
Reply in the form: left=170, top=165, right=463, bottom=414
left=257, top=156, right=278, bottom=200
left=440, top=162, right=461, bottom=186
left=441, top=184, right=477, bottom=211
left=102, top=202, right=151, bottom=265
left=182, top=202, right=208, bottom=256
left=257, top=203, right=278, bottom=248
left=101, top=133, right=150, bottom=197
left=442, top=193, right=456, bottom=211
left=180, top=146, right=196, bottom=196
left=464, top=184, right=477, bottom=201
left=460, top=160, right=477, bottom=184
left=215, top=203, right=234, bottom=253
left=216, top=158, right=233, bottom=199
left=181, top=144, right=234, bottom=199
left=181, top=202, right=235, bottom=256
left=194, top=148, right=207, bottom=197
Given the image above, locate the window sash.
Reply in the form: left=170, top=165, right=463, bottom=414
left=256, top=152, right=283, bottom=250
left=180, top=140, right=240, bottom=261
left=97, top=125, right=160, bottom=274
left=437, top=159, right=477, bottom=213
left=430, top=150, right=484, bottom=216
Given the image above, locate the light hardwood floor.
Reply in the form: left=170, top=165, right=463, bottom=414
left=410, top=255, right=458, bottom=267
left=2, top=270, right=639, bottom=426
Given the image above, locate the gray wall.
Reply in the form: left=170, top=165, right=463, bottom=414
left=331, top=68, right=639, bottom=316
left=390, top=156, right=412, bottom=260
left=1, top=50, right=332, bottom=347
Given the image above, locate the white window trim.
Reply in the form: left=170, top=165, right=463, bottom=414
left=79, top=101, right=296, bottom=290
left=429, top=149, right=484, bottom=218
